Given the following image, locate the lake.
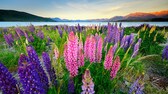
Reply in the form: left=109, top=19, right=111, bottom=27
left=0, top=22, right=168, bottom=27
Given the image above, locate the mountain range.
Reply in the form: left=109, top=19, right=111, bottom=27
left=0, top=9, right=168, bottom=22
left=0, top=10, right=54, bottom=22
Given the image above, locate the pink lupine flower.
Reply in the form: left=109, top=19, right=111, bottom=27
left=96, top=37, right=103, bottom=63
left=104, top=46, right=113, bottom=70
left=64, top=43, right=69, bottom=69
left=54, top=46, right=59, bottom=60
left=84, top=36, right=90, bottom=59
left=64, top=31, right=79, bottom=77
left=110, top=56, right=121, bottom=79
left=88, top=36, right=96, bottom=63
left=78, top=39, right=84, bottom=67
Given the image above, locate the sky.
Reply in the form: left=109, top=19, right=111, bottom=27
left=0, top=0, right=168, bottom=20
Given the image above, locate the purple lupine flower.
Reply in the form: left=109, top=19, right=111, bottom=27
left=18, top=56, right=46, bottom=94
left=37, top=30, right=44, bottom=39
left=4, top=34, right=14, bottom=46
left=81, top=69, right=95, bottom=94
left=24, top=31, right=31, bottom=42
left=4, top=34, right=11, bottom=46
left=18, top=54, right=29, bottom=66
left=120, top=36, right=126, bottom=48
left=58, top=26, right=63, bottom=38
left=15, top=27, right=24, bottom=36
left=114, top=27, right=120, bottom=44
left=0, top=62, right=18, bottom=94
left=14, top=33, right=19, bottom=40
left=120, top=29, right=124, bottom=41
left=42, top=52, right=57, bottom=86
left=122, top=35, right=130, bottom=50
left=128, top=33, right=134, bottom=46
left=162, top=45, right=168, bottom=60
left=8, top=33, right=14, bottom=42
left=112, top=43, right=118, bottom=55
left=28, top=24, right=35, bottom=32
left=77, top=23, right=81, bottom=32
left=26, top=46, right=49, bottom=90
left=132, top=38, right=141, bottom=57
left=51, top=68, right=57, bottom=86
left=68, top=78, right=75, bottom=93
left=29, top=34, right=34, bottom=42
left=46, top=36, right=52, bottom=45
left=67, top=26, right=71, bottom=33
left=119, top=23, right=122, bottom=28
left=71, top=26, right=76, bottom=33
left=129, top=79, right=144, bottom=94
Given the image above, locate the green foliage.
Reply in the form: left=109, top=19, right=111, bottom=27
left=137, top=26, right=166, bottom=55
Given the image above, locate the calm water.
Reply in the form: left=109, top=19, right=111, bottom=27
left=0, top=22, right=168, bottom=27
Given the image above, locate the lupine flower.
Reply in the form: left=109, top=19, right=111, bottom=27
left=129, top=79, right=144, bottom=94
left=58, top=27, right=63, bottom=37
left=64, top=32, right=79, bottom=77
left=18, top=56, right=46, bottom=94
left=29, top=35, right=34, bottom=42
left=54, top=46, right=59, bottom=60
left=37, top=30, right=44, bottom=39
left=28, top=25, right=35, bottom=32
left=78, top=39, right=84, bottom=67
left=132, top=38, right=141, bottom=57
left=46, top=36, right=52, bottom=45
left=114, top=27, right=120, bottom=44
left=42, top=52, right=57, bottom=86
left=149, top=26, right=156, bottom=34
left=112, top=43, right=118, bottom=55
left=110, top=56, right=121, bottom=79
left=153, top=32, right=158, bottom=42
left=120, top=36, right=126, bottom=48
left=88, top=36, right=96, bottom=63
left=120, top=29, right=124, bottom=41
left=15, top=27, right=24, bottom=36
left=18, top=54, right=29, bottom=66
left=104, top=46, right=113, bottom=70
left=68, top=27, right=71, bottom=33
left=84, top=36, right=90, bottom=59
left=77, top=23, right=81, bottom=32
left=81, top=69, right=95, bottom=94
left=0, top=62, right=18, bottom=94
left=64, top=43, right=68, bottom=67
left=51, top=68, right=57, bottom=86
left=4, top=34, right=13, bottom=46
left=128, top=33, right=134, bottom=46
left=162, top=45, right=168, bottom=60
left=26, top=46, right=49, bottom=90
left=96, top=37, right=103, bottom=62
left=68, top=78, right=75, bottom=93
left=24, top=31, right=31, bottom=42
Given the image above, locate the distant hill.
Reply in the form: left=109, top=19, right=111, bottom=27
left=0, top=9, right=55, bottom=22
left=109, top=10, right=168, bottom=22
